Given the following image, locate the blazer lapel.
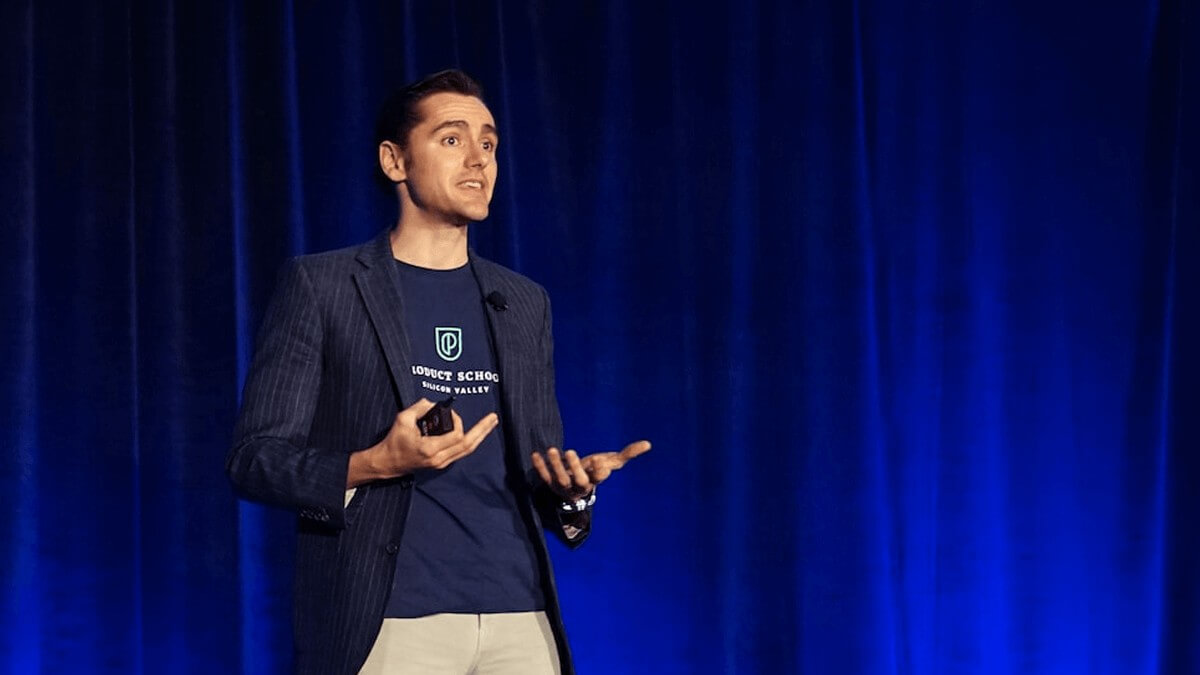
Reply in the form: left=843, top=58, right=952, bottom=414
left=469, top=254, right=527, bottom=456
left=353, top=231, right=418, bottom=408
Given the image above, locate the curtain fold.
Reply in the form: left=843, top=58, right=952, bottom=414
left=1, top=0, right=1195, bottom=672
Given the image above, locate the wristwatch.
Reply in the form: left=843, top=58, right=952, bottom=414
left=559, top=489, right=597, bottom=513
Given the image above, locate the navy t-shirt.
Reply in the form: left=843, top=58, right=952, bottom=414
left=384, top=259, right=545, bottom=617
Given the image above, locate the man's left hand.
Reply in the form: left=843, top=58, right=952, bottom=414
left=531, top=441, right=652, bottom=502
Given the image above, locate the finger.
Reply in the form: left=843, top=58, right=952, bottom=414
left=439, top=412, right=495, bottom=459
left=397, top=398, right=437, bottom=424
left=587, top=460, right=613, bottom=484
left=546, top=448, right=574, bottom=492
left=461, top=412, right=498, bottom=449
left=580, top=452, right=619, bottom=483
left=429, top=414, right=496, bottom=469
left=418, top=416, right=467, bottom=456
left=564, top=450, right=592, bottom=491
left=580, top=453, right=615, bottom=471
left=618, top=440, right=652, bottom=462
left=430, top=438, right=479, bottom=468
left=453, top=414, right=498, bottom=460
left=531, top=450, right=554, bottom=485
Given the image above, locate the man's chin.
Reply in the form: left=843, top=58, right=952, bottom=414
left=459, top=207, right=490, bottom=224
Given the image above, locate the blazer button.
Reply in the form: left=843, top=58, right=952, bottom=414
left=385, top=542, right=399, bottom=555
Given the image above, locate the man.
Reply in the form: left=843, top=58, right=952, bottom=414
left=226, top=69, right=649, bottom=674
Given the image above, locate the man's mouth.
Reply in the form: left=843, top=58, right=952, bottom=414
left=459, top=180, right=484, bottom=190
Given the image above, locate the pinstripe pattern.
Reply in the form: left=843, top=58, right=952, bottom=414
left=227, top=231, right=583, bottom=675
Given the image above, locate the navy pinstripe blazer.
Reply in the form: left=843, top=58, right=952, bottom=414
left=227, top=231, right=584, bottom=674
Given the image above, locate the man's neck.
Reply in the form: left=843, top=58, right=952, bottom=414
left=389, top=216, right=470, bottom=270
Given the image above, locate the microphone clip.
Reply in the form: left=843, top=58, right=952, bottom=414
left=486, top=291, right=509, bottom=312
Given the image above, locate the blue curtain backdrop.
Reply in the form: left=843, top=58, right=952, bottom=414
left=2, top=0, right=1197, bottom=673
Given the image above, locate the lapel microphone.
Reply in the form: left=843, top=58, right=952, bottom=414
left=486, top=291, right=508, bottom=311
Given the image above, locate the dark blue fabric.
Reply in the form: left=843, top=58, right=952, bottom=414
left=1, top=0, right=1197, bottom=673
left=385, top=260, right=544, bottom=617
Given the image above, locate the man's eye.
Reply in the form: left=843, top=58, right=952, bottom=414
left=482, top=141, right=494, bottom=151
left=443, top=136, right=459, bottom=146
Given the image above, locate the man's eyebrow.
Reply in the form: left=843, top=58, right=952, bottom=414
left=430, top=120, right=467, bottom=134
left=428, top=120, right=499, bottom=138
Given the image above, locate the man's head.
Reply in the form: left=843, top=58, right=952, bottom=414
left=377, top=70, right=498, bottom=226
left=375, top=70, right=486, bottom=152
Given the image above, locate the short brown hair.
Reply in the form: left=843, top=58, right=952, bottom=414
left=375, top=69, right=486, bottom=149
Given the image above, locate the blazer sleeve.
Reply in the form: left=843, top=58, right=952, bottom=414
left=529, top=288, right=592, bottom=548
left=225, top=258, right=351, bottom=529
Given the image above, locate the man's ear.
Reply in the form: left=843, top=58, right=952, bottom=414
left=379, top=141, right=407, bottom=182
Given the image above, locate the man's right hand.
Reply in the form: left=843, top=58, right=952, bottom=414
left=347, top=399, right=499, bottom=487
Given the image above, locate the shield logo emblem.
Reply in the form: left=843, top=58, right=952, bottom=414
left=435, top=327, right=463, bottom=362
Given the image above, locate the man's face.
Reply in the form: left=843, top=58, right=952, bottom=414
left=393, top=92, right=499, bottom=226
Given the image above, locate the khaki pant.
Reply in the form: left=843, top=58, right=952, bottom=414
left=359, top=611, right=561, bottom=675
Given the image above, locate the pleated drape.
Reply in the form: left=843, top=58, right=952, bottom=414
left=1, top=1, right=1196, bottom=672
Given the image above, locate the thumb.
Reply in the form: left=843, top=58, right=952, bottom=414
left=619, top=440, right=652, bottom=461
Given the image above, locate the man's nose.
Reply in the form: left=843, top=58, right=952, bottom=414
left=465, top=143, right=489, bottom=168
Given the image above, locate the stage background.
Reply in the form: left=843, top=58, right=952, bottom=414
left=2, top=0, right=1197, bottom=672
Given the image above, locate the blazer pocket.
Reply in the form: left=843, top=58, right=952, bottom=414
left=343, top=486, right=367, bottom=527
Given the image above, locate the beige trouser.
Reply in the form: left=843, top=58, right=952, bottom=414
left=358, top=611, right=561, bottom=675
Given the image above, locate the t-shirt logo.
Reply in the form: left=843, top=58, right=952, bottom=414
left=435, top=326, right=463, bottom=362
